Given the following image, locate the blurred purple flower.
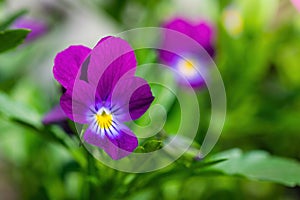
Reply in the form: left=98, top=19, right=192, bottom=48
left=291, top=0, right=300, bottom=12
left=12, top=17, right=48, bottom=42
left=43, top=104, right=66, bottom=124
left=159, top=17, right=215, bottom=88
left=42, top=104, right=74, bottom=135
left=53, top=36, right=154, bottom=160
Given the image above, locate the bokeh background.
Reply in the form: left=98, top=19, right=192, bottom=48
left=0, top=0, right=300, bottom=199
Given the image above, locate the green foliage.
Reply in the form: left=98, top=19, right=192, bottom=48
left=0, top=9, right=27, bottom=31
left=0, top=91, right=41, bottom=128
left=142, top=139, right=163, bottom=152
left=0, top=29, right=30, bottom=53
left=209, top=149, right=300, bottom=187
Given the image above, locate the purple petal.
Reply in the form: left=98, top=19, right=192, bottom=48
left=177, top=74, right=206, bottom=89
left=163, top=18, right=194, bottom=37
left=128, top=84, right=155, bottom=120
left=83, top=125, right=138, bottom=160
left=53, top=45, right=91, bottom=90
left=86, top=36, right=137, bottom=99
left=159, top=17, right=215, bottom=65
left=42, top=104, right=66, bottom=124
left=42, top=104, right=74, bottom=135
left=159, top=18, right=192, bottom=64
left=194, top=22, right=215, bottom=56
left=60, top=80, right=95, bottom=123
left=163, top=17, right=214, bottom=54
left=12, top=17, right=48, bottom=42
left=110, top=76, right=154, bottom=122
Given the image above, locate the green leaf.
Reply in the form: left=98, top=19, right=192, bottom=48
left=0, top=29, right=30, bottom=53
left=0, top=91, right=41, bottom=128
left=134, top=146, right=145, bottom=153
left=142, top=139, right=163, bottom=153
left=0, top=9, right=27, bottom=30
left=209, top=149, right=300, bottom=187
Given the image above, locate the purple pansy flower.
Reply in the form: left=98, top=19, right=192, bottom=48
left=159, top=17, right=215, bottom=88
left=53, top=36, right=154, bottom=160
left=12, top=17, right=48, bottom=42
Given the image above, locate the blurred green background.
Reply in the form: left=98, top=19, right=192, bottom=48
left=0, top=0, right=300, bottom=199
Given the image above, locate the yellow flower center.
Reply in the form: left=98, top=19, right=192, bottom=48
left=178, top=58, right=198, bottom=77
left=95, top=110, right=113, bottom=129
left=184, top=60, right=195, bottom=71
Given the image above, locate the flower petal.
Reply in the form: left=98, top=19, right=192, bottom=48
left=83, top=125, right=138, bottom=160
left=159, top=18, right=192, bottom=64
left=12, top=17, right=48, bottom=42
left=163, top=18, right=214, bottom=55
left=53, top=45, right=91, bottom=90
left=163, top=18, right=194, bottom=37
left=159, top=17, right=215, bottom=65
left=177, top=73, right=206, bottom=89
left=86, top=36, right=137, bottom=101
left=110, top=76, right=154, bottom=122
left=60, top=80, right=95, bottom=124
left=128, top=84, right=155, bottom=120
left=194, top=22, right=215, bottom=56
left=42, top=104, right=66, bottom=124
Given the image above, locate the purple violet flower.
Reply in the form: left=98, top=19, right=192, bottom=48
left=53, top=36, right=154, bottom=160
left=159, top=17, right=215, bottom=89
left=12, top=17, right=48, bottom=42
